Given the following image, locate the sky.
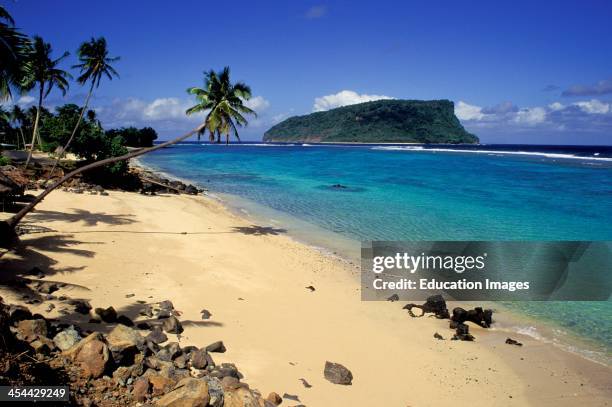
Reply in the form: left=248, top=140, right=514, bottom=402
left=4, top=0, right=612, bottom=145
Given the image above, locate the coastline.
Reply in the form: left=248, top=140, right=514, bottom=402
left=135, top=157, right=612, bottom=366
left=1, top=178, right=610, bottom=405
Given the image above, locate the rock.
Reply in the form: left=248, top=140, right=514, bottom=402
left=184, top=185, right=198, bottom=195
left=451, top=323, right=475, bottom=341
left=13, top=318, right=47, bottom=342
left=305, top=285, right=315, bottom=292
left=205, top=341, right=226, bottom=353
left=403, top=294, right=450, bottom=319
left=451, top=306, right=493, bottom=328
left=174, top=354, right=188, bottom=369
left=75, top=336, right=111, bottom=378
left=323, top=361, right=353, bottom=385
left=299, top=378, right=312, bottom=388
left=125, top=293, right=135, bottom=298
left=132, top=377, right=150, bottom=402
left=113, top=366, right=132, bottom=385
left=162, top=316, right=183, bottom=334
left=8, top=304, right=32, bottom=323
left=94, top=306, right=117, bottom=323
left=505, top=337, right=523, bottom=346
left=387, top=293, right=399, bottom=302
left=433, top=332, right=444, bottom=340
left=200, top=309, right=212, bottom=320
left=162, top=342, right=182, bottom=360
left=266, top=392, right=282, bottom=406
left=203, top=377, right=224, bottom=407
left=68, top=299, right=92, bottom=314
left=190, top=349, right=209, bottom=370
left=146, top=326, right=168, bottom=344
left=282, top=393, right=300, bottom=402
left=224, top=386, right=261, bottom=407
left=45, top=303, right=55, bottom=313
left=53, top=326, right=82, bottom=351
left=155, top=377, right=210, bottom=407
left=209, top=363, right=241, bottom=380
left=30, top=337, right=55, bottom=354
left=149, top=374, right=176, bottom=396
left=117, top=315, right=134, bottom=327
left=106, top=324, right=144, bottom=364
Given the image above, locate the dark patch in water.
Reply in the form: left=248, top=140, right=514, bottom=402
left=315, top=184, right=367, bottom=192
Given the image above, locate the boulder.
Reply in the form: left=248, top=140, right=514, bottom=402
left=162, top=316, right=183, bottom=334
left=203, top=376, right=224, bottom=407
left=223, top=386, right=261, bottom=407
left=117, top=315, right=134, bottom=327
left=106, top=324, right=144, bottom=364
left=75, top=337, right=111, bottom=378
left=205, top=341, right=226, bottom=353
left=156, top=377, right=210, bottom=407
left=30, top=336, right=55, bottom=354
left=209, top=363, right=241, bottom=380
left=13, top=318, right=47, bottom=342
left=190, top=349, right=209, bottom=370
left=94, top=306, right=117, bottom=323
left=146, top=326, right=168, bottom=344
left=149, top=374, right=176, bottom=396
left=132, top=377, right=150, bottom=402
left=53, top=326, right=82, bottom=351
left=68, top=299, right=92, bottom=315
left=323, top=361, right=353, bottom=385
left=266, top=392, right=282, bottom=406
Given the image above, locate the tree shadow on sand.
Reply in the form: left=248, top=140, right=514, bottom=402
left=0, top=234, right=99, bottom=299
left=25, top=209, right=136, bottom=227
left=232, top=225, right=287, bottom=236
left=51, top=301, right=223, bottom=337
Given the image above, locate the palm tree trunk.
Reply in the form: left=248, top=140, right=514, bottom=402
left=225, top=132, right=229, bottom=145
left=5, top=122, right=206, bottom=230
left=24, top=83, right=44, bottom=168
left=46, top=81, right=95, bottom=180
left=18, top=127, right=26, bottom=150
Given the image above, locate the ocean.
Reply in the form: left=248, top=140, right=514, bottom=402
left=139, top=142, right=612, bottom=363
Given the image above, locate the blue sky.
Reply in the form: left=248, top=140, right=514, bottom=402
left=4, top=0, right=612, bottom=144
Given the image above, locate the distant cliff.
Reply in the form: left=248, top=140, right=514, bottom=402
left=263, top=99, right=478, bottom=144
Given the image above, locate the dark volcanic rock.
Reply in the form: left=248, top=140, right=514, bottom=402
left=68, top=299, right=92, bottom=314
left=190, top=349, right=209, bottom=369
left=451, top=306, right=493, bottom=328
left=403, top=294, right=450, bottom=319
left=205, top=340, right=226, bottom=353
left=323, top=361, right=353, bottom=385
left=8, top=304, right=32, bottom=323
left=505, top=337, right=523, bottom=346
left=162, top=316, right=183, bottom=334
left=146, top=326, right=168, bottom=344
left=451, top=323, right=475, bottom=341
left=94, top=306, right=117, bottom=323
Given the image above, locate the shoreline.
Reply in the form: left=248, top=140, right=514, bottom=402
left=134, top=158, right=612, bottom=367
left=1, top=186, right=611, bottom=405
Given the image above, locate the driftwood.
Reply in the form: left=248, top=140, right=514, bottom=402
left=402, top=294, right=450, bottom=319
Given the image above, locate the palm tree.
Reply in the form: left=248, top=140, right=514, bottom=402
left=186, top=67, right=256, bottom=144
left=0, top=6, right=30, bottom=101
left=0, top=68, right=255, bottom=244
left=10, top=105, right=27, bottom=148
left=47, top=37, right=119, bottom=178
left=23, top=36, right=71, bottom=167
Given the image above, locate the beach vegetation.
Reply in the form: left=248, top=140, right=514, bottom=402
left=106, top=126, right=158, bottom=148
left=0, top=6, right=31, bottom=101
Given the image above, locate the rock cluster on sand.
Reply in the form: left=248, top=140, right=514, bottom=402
left=0, top=296, right=281, bottom=406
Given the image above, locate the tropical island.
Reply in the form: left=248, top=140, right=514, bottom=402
left=263, top=99, right=478, bottom=144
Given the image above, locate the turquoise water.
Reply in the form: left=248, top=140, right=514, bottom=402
left=140, top=143, right=612, bottom=362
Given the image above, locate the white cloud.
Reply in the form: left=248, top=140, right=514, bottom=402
left=573, top=99, right=610, bottom=114
left=244, top=96, right=270, bottom=113
left=455, top=101, right=485, bottom=121
left=548, top=102, right=565, bottom=111
left=513, top=107, right=547, bottom=125
left=313, top=90, right=394, bottom=112
left=17, top=95, right=35, bottom=106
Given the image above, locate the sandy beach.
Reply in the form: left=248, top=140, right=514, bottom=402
left=1, top=189, right=610, bottom=406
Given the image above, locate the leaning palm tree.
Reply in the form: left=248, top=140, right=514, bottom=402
left=23, top=36, right=71, bottom=167
left=0, top=67, right=255, bottom=244
left=0, top=6, right=31, bottom=102
left=47, top=37, right=119, bottom=178
left=186, top=66, right=256, bottom=144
